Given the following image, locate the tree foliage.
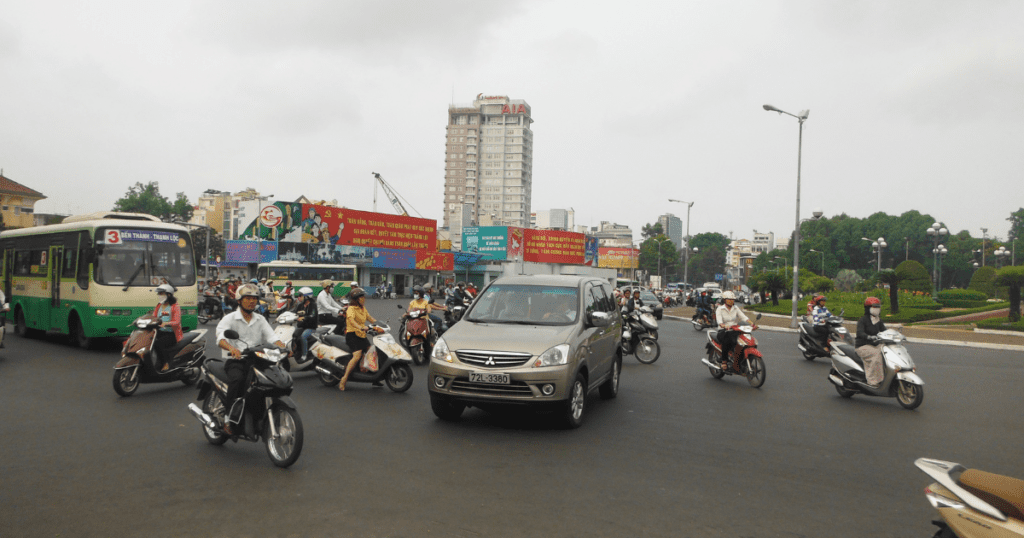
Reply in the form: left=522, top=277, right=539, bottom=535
left=641, top=222, right=664, bottom=240
left=638, top=234, right=679, bottom=282
left=969, top=266, right=998, bottom=298
left=895, top=260, right=931, bottom=294
left=113, top=182, right=193, bottom=221
left=750, top=269, right=789, bottom=306
left=877, top=269, right=904, bottom=313
left=834, top=269, right=863, bottom=292
left=191, top=229, right=226, bottom=270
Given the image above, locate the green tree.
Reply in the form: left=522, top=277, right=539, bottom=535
left=969, top=266, right=998, bottom=298
left=895, top=260, right=931, bottom=294
left=834, top=269, right=863, bottom=292
left=752, top=269, right=789, bottom=306
left=191, top=229, right=225, bottom=272
left=113, top=182, right=192, bottom=221
left=638, top=234, right=679, bottom=283
left=877, top=269, right=904, bottom=314
left=1008, top=208, right=1023, bottom=266
left=641, top=222, right=664, bottom=240
left=994, top=266, right=1024, bottom=322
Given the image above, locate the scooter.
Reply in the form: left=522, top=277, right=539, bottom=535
left=396, top=306, right=435, bottom=366
left=311, top=323, right=415, bottom=392
left=915, top=457, right=1024, bottom=538
left=271, top=310, right=337, bottom=372
left=620, top=306, right=661, bottom=364
left=691, top=307, right=716, bottom=331
left=826, top=328, right=925, bottom=410
left=113, top=315, right=206, bottom=397
left=797, top=309, right=850, bottom=360
left=187, top=336, right=303, bottom=468
left=198, top=293, right=231, bottom=325
left=701, top=313, right=765, bottom=388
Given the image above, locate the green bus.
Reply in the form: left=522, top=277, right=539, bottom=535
left=0, top=212, right=198, bottom=348
left=256, top=261, right=358, bottom=298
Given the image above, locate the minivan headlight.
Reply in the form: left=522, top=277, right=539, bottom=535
left=432, top=337, right=453, bottom=363
left=533, top=344, right=570, bottom=367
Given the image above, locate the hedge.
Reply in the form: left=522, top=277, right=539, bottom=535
left=975, top=317, right=1024, bottom=332
left=937, top=289, right=990, bottom=308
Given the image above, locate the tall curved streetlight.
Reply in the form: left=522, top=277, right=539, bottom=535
left=668, top=199, right=695, bottom=286
left=926, top=223, right=948, bottom=297
left=933, top=244, right=948, bottom=292
left=764, top=103, right=809, bottom=327
left=994, top=246, right=1010, bottom=268
left=652, top=236, right=670, bottom=287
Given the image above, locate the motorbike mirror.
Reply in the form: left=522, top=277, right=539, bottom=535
left=755, top=313, right=762, bottom=320
left=839, top=308, right=845, bottom=316
left=397, top=305, right=404, bottom=309
left=223, top=329, right=240, bottom=340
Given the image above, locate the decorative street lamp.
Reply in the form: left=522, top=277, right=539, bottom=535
left=652, top=236, right=670, bottom=287
left=763, top=103, right=809, bottom=328
left=809, top=249, right=825, bottom=275
left=994, top=246, right=1010, bottom=268
left=933, top=244, right=948, bottom=293
left=861, top=236, right=887, bottom=272
left=774, top=256, right=788, bottom=273
left=668, top=199, right=695, bottom=287
left=926, top=223, right=948, bottom=297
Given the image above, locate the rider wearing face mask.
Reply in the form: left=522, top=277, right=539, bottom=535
left=153, top=283, right=182, bottom=371
left=855, top=297, right=887, bottom=387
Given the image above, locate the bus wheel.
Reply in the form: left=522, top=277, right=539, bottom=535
left=70, top=316, right=92, bottom=350
left=15, top=309, right=29, bottom=338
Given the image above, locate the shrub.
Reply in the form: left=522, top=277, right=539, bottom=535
left=975, top=316, right=1024, bottom=332
left=937, top=289, right=989, bottom=308
left=969, top=266, right=998, bottom=297
left=834, top=269, right=862, bottom=292
left=896, top=260, right=931, bottom=293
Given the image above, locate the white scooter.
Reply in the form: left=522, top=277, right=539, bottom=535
left=272, top=310, right=339, bottom=372
left=826, top=328, right=925, bottom=410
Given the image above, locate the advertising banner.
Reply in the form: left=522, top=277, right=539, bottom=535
left=241, top=202, right=437, bottom=251
left=416, top=250, right=454, bottom=271
left=584, top=236, right=599, bottom=267
left=598, top=247, right=640, bottom=269
left=371, top=248, right=417, bottom=269
left=277, top=242, right=309, bottom=263
left=258, top=241, right=278, bottom=263
left=461, top=226, right=510, bottom=260
left=523, top=229, right=585, bottom=264
left=225, top=240, right=259, bottom=264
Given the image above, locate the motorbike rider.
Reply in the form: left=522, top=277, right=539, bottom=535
left=258, top=278, right=272, bottom=298
left=338, top=288, right=383, bottom=391
left=810, top=295, right=835, bottom=345
left=224, top=278, right=240, bottom=310
left=407, top=285, right=443, bottom=330
left=215, top=284, right=287, bottom=434
left=152, top=284, right=182, bottom=371
left=694, top=290, right=713, bottom=324
left=317, top=279, right=346, bottom=330
left=626, top=289, right=644, bottom=313
left=280, top=281, right=295, bottom=311
left=715, top=291, right=754, bottom=370
left=855, top=297, right=887, bottom=387
left=293, top=287, right=317, bottom=362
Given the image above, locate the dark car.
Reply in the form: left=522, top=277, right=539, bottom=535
left=623, top=287, right=663, bottom=320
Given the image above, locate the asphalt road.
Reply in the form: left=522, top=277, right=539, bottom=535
left=1, top=300, right=1022, bottom=538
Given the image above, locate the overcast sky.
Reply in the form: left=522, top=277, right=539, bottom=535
left=2, top=0, right=1022, bottom=244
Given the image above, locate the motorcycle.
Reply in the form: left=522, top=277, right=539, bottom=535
left=187, top=333, right=303, bottom=468
left=691, top=307, right=716, bottom=331
left=271, top=310, right=336, bottom=372
left=620, top=305, right=661, bottom=364
left=915, top=457, right=1024, bottom=538
left=396, top=305, right=435, bottom=366
left=113, top=315, right=206, bottom=397
left=797, top=309, right=850, bottom=360
left=311, top=323, right=415, bottom=392
left=701, top=313, right=765, bottom=388
left=826, top=328, right=925, bottom=410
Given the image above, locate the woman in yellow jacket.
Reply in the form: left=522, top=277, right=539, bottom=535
left=338, top=288, right=382, bottom=391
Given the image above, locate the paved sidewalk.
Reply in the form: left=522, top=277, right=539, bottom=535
left=664, top=306, right=1024, bottom=352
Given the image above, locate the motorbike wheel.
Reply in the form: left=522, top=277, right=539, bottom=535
left=708, top=349, right=725, bottom=379
left=803, top=349, right=818, bottom=361
left=180, top=367, right=200, bottom=386
left=649, top=329, right=659, bottom=341
left=264, top=405, right=304, bottom=468
left=834, top=383, right=856, bottom=399
left=198, top=305, right=209, bottom=325
left=693, top=321, right=703, bottom=332
left=410, top=345, right=427, bottom=366
left=317, top=364, right=341, bottom=387
left=746, top=356, right=766, bottom=388
left=896, top=380, right=924, bottom=410
left=201, top=392, right=230, bottom=446
left=634, top=337, right=660, bottom=364
left=112, top=367, right=140, bottom=396
left=385, top=363, right=414, bottom=393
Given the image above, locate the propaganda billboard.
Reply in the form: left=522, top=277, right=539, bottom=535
left=598, top=247, right=640, bottom=269
left=461, top=226, right=510, bottom=261
left=416, top=250, right=454, bottom=271
left=523, top=229, right=585, bottom=264
left=241, top=202, right=437, bottom=251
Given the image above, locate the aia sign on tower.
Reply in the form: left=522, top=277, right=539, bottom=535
left=501, top=104, right=527, bottom=115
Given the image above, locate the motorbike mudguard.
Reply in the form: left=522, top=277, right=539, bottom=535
left=896, top=370, right=924, bottom=386
left=743, top=348, right=763, bottom=359
left=115, top=355, right=141, bottom=369
left=273, top=395, right=298, bottom=410
left=195, top=378, right=212, bottom=401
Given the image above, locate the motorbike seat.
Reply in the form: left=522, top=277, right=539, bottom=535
left=323, top=334, right=353, bottom=352
left=707, top=329, right=719, bottom=340
left=836, top=343, right=861, bottom=365
left=166, top=331, right=202, bottom=359
left=959, top=469, right=1024, bottom=522
left=205, top=358, right=230, bottom=382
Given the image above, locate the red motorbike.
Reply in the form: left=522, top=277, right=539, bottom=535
left=399, top=307, right=434, bottom=366
left=700, top=313, right=765, bottom=388
left=113, top=314, right=207, bottom=397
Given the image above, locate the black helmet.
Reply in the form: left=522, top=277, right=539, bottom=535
left=457, top=281, right=465, bottom=287
left=413, top=285, right=424, bottom=295
left=350, top=288, right=367, bottom=300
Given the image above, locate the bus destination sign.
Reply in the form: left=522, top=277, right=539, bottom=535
left=104, top=229, right=181, bottom=244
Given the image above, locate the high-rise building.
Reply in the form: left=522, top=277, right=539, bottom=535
left=657, top=213, right=683, bottom=250
left=444, top=95, right=533, bottom=230
left=532, top=208, right=571, bottom=230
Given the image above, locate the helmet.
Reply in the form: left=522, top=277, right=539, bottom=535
left=722, top=291, right=736, bottom=300
left=298, top=286, right=314, bottom=297
left=413, top=285, right=424, bottom=296
left=457, top=281, right=465, bottom=287
left=249, top=278, right=259, bottom=284
left=320, top=279, right=333, bottom=289
left=156, top=283, right=175, bottom=295
left=813, top=295, right=827, bottom=305
left=350, top=281, right=359, bottom=288
left=286, top=281, right=293, bottom=286
left=350, top=288, right=366, bottom=300
left=259, top=277, right=267, bottom=282
left=236, top=284, right=260, bottom=300
left=865, top=296, right=881, bottom=307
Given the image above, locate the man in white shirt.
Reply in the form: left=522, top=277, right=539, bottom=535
left=715, top=291, right=752, bottom=370
left=316, top=279, right=345, bottom=329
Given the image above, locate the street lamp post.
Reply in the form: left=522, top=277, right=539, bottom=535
left=981, top=228, right=988, bottom=267
left=933, top=244, right=948, bottom=292
left=861, top=236, right=887, bottom=271
left=763, top=103, right=809, bottom=328
left=652, top=237, right=670, bottom=288
left=926, top=223, right=948, bottom=297
left=774, top=256, right=788, bottom=273
left=809, top=249, right=825, bottom=275
left=668, top=199, right=694, bottom=286
left=994, top=246, right=1010, bottom=268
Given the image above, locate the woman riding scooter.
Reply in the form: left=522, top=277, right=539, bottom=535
left=153, top=284, right=182, bottom=371
left=293, top=287, right=317, bottom=362
left=338, top=288, right=383, bottom=391
left=855, top=297, right=886, bottom=388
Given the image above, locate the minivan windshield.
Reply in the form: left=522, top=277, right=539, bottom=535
left=466, top=285, right=579, bottom=325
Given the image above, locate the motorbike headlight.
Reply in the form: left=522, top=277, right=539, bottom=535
left=432, top=337, right=453, bottom=363
left=533, top=344, right=570, bottom=367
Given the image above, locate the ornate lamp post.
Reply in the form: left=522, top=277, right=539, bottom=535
left=933, top=244, right=948, bottom=293
left=652, top=236, right=670, bottom=287
left=994, top=246, right=1010, bottom=268
left=926, top=223, right=948, bottom=297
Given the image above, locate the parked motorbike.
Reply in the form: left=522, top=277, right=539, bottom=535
left=691, top=308, right=716, bottom=331
left=826, top=328, right=925, bottom=410
left=701, top=313, right=765, bottom=388
left=915, top=457, right=1024, bottom=538
left=797, top=309, right=850, bottom=360
left=311, top=323, right=415, bottom=392
left=187, top=333, right=303, bottom=468
left=396, top=305, right=435, bottom=366
left=113, top=315, right=206, bottom=397
left=620, top=305, right=661, bottom=364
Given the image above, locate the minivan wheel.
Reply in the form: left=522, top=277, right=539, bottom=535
left=561, top=373, right=587, bottom=429
left=430, top=392, right=465, bottom=421
left=599, top=357, right=620, bottom=399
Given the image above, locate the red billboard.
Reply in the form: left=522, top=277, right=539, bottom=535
left=416, top=250, right=454, bottom=271
left=246, top=203, right=437, bottom=251
left=598, top=247, right=640, bottom=269
left=523, top=229, right=585, bottom=264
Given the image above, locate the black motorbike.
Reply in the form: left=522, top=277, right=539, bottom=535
left=187, top=332, right=304, bottom=468
left=691, top=306, right=716, bottom=331
left=620, top=306, right=661, bottom=364
left=113, top=315, right=206, bottom=397
left=796, top=309, right=849, bottom=361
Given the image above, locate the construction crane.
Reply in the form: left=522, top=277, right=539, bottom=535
left=371, top=172, right=417, bottom=217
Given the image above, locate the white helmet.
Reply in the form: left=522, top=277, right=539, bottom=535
left=156, top=283, right=175, bottom=295
left=298, top=286, right=314, bottom=296
left=722, top=291, right=736, bottom=300
left=236, top=284, right=261, bottom=300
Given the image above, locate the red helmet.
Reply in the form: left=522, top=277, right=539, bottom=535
left=865, top=297, right=881, bottom=307
left=813, top=295, right=827, bottom=304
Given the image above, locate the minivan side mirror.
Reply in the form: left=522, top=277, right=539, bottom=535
left=589, top=311, right=611, bottom=328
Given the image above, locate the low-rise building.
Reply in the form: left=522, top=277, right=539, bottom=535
left=0, top=172, right=46, bottom=229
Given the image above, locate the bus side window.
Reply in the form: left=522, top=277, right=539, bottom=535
left=77, top=249, right=91, bottom=289
left=62, top=249, right=77, bottom=279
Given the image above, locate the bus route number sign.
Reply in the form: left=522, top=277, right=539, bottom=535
left=105, top=230, right=123, bottom=244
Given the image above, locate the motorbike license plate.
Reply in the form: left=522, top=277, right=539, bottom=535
left=469, top=372, right=510, bottom=385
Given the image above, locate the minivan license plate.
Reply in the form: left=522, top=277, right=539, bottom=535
left=470, top=372, right=510, bottom=384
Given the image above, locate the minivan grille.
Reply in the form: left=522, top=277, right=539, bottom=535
left=455, top=350, right=533, bottom=368
left=450, top=379, right=534, bottom=397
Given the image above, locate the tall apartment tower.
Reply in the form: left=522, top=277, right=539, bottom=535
left=443, top=95, right=533, bottom=230
left=657, top=213, right=683, bottom=250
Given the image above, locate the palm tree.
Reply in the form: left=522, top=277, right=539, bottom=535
left=877, top=269, right=904, bottom=314
left=994, top=266, right=1024, bottom=322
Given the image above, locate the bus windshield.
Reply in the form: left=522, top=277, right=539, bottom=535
left=95, top=228, right=196, bottom=288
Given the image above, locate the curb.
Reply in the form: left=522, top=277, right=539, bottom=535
left=663, top=316, right=1024, bottom=352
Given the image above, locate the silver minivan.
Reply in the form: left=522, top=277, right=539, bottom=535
left=427, top=275, right=622, bottom=428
